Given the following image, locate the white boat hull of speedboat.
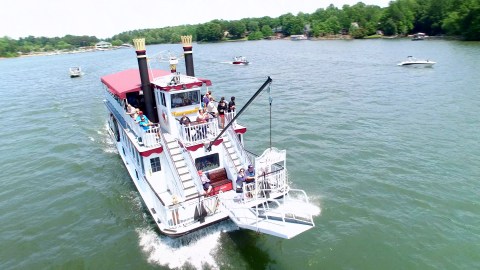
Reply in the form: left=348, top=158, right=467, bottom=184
left=398, top=60, right=436, bottom=67
left=398, top=56, right=435, bottom=67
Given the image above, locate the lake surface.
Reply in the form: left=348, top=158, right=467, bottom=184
left=1, top=39, right=479, bottom=270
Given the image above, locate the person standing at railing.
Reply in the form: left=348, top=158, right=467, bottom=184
left=228, top=96, right=236, bottom=113
left=206, top=96, right=217, bottom=118
left=217, top=97, right=227, bottom=129
left=202, top=91, right=210, bottom=108
left=179, top=113, right=192, bottom=141
left=196, top=109, right=209, bottom=139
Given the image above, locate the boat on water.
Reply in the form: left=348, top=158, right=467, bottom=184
left=232, top=56, right=249, bottom=65
left=69, top=66, right=82, bottom=77
left=101, top=36, right=315, bottom=239
left=412, top=32, right=427, bottom=41
left=290, top=35, right=308, bottom=41
left=397, top=56, right=436, bottom=67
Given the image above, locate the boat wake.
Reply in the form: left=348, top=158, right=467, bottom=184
left=137, top=221, right=238, bottom=269
left=101, top=122, right=118, bottom=154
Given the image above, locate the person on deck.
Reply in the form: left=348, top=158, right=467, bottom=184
left=126, top=104, right=137, bottom=118
left=206, top=96, right=217, bottom=118
left=198, top=170, right=212, bottom=196
left=217, top=97, right=228, bottom=129
left=179, top=113, right=191, bottom=126
left=179, top=113, right=192, bottom=140
left=203, top=92, right=210, bottom=108
left=236, top=168, right=246, bottom=193
left=136, top=111, right=154, bottom=131
left=228, top=96, right=236, bottom=113
left=246, top=165, right=255, bottom=183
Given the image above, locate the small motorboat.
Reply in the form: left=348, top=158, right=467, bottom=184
left=397, top=56, right=436, bottom=67
left=412, top=32, right=427, bottom=41
left=69, top=67, right=83, bottom=77
left=232, top=56, right=249, bottom=65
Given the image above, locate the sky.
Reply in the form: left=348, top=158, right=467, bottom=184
left=1, top=0, right=390, bottom=39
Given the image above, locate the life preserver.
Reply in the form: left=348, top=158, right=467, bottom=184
left=162, top=111, right=168, bottom=124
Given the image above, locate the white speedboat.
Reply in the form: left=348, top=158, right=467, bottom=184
left=232, top=56, right=249, bottom=65
left=69, top=66, right=82, bottom=77
left=398, top=56, right=436, bottom=67
left=100, top=36, right=315, bottom=239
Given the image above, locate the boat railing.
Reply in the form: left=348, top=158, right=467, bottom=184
left=221, top=191, right=314, bottom=228
left=179, top=119, right=219, bottom=145
left=156, top=131, right=185, bottom=198
left=123, top=114, right=161, bottom=148
left=222, top=143, right=240, bottom=180
left=224, top=112, right=237, bottom=127
left=166, top=195, right=221, bottom=228
left=220, top=195, right=288, bottom=226
left=181, top=142, right=206, bottom=193
left=239, top=168, right=288, bottom=202
left=225, top=123, right=253, bottom=166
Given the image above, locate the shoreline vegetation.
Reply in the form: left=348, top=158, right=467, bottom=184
left=1, top=0, right=478, bottom=58
left=4, top=34, right=459, bottom=59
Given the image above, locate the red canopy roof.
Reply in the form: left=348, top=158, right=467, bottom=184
left=101, top=69, right=171, bottom=99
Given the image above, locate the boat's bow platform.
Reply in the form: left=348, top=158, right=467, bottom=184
left=219, top=190, right=315, bottom=239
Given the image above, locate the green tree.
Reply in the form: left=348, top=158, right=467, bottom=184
left=261, top=25, right=273, bottom=37
left=228, top=21, right=246, bottom=39
left=247, top=31, right=263, bottom=40
left=196, top=22, right=223, bottom=42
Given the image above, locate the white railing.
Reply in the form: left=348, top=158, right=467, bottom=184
left=182, top=144, right=205, bottom=193
left=156, top=131, right=184, bottom=198
left=226, top=127, right=252, bottom=166
left=220, top=192, right=314, bottom=228
left=165, top=195, right=221, bottom=229
left=124, top=114, right=161, bottom=148
left=221, top=143, right=239, bottom=181
left=179, top=120, right=219, bottom=144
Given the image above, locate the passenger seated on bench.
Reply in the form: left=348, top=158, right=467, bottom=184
left=236, top=168, right=253, bottom=198
left=136, top=111, right=155, bottom=131
left=246, top=165, right=255, bottom=183
left=198, top=170, right=212, bottom=196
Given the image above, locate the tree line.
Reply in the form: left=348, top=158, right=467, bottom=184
left=1, top=0, right=479, bottom=58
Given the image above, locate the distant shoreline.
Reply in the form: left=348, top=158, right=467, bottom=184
left=2, top=35, right=459, bottom=59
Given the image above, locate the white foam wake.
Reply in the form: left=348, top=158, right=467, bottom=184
left=137, top=222, right=238, bottom=269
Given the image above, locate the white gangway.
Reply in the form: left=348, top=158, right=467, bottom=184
left=219, top=188, right=315, bottom=239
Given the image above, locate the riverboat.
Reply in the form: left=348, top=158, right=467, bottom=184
left=101, top=36, right=315, bottom=238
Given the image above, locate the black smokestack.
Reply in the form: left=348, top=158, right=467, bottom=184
left=181, top=35, right=194, bottom=77
left=133, top=38, right=157, bottom=122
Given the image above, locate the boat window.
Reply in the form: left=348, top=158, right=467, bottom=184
left=171, top=90, right=200, bottom=108
left=160, top=92, right=166, bottom=106
left=150, top=157, right=161, bottom=172
left=195, top=153, right=220, bottom=172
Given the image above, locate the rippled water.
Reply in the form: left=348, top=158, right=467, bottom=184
left=1, top=39, right=479, bottom=269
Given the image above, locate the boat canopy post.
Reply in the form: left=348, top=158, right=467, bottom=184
left=133, top=38, right=157, bottom=122
left=206, top=76, right=273, bottom=151
left=181, top=35, right=195, bottom=77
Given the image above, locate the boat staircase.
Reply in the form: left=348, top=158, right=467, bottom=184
left=220, top=190, right=315, bottom=239
left=163, top=134, right=199, bottom=200
left=222, top=133, right=244, bottom=172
